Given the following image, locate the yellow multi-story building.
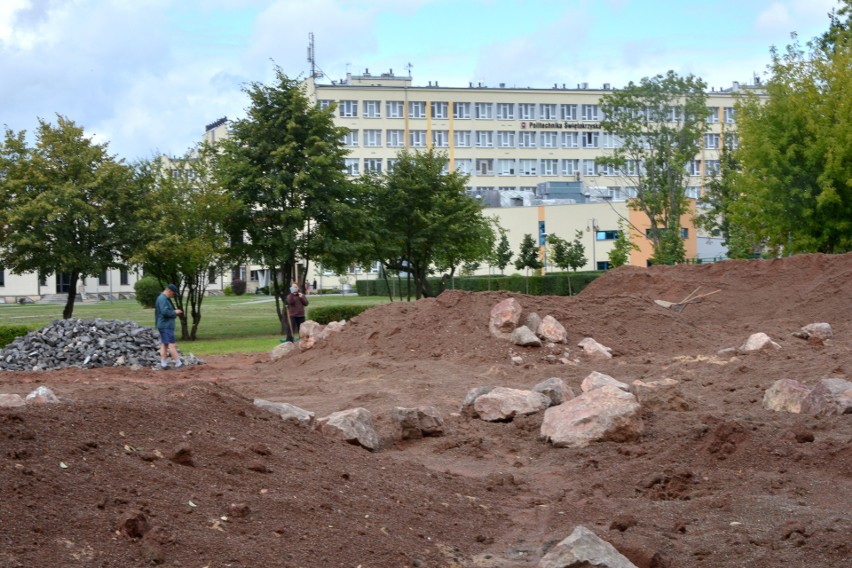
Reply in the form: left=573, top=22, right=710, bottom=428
left=301, top=70, right=746, bottom=272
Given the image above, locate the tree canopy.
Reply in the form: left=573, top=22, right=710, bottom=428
left=597, top=71, right=709, bottom=264
left=133, top=144, right=241, bottom=340
left=216, top=68, right=351, bottom=332
left=0, top=115, right=142, bottom=318
left=727, top=4, right=852, bottom=254
left=336, top=149, right=495, bottom=300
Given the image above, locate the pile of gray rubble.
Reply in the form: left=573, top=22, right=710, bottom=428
left=0, top=318, right=197, bottom=371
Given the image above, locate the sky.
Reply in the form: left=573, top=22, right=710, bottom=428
left=0, top=0, right=841, bottom=161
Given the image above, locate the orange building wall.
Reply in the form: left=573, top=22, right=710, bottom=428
left=627, top=200, right=698, bottom=266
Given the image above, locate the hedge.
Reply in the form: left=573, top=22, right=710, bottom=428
left=308, top=304, right=374, bottom=325
left=0, top=325, right=30, bottom=348
left=355, top=271, right=603, bottom=297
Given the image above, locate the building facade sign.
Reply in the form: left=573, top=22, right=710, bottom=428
left=521, top=121, right=602, bottom=130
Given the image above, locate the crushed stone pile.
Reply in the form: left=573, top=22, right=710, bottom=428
left=0, top=318, right=185, bottom=371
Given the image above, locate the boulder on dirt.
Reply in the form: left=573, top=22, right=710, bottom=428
left=792, top=322, right=832, bottom=341
left=525, top=312, right=542, bottom=335
left=541, top=386, right=643, bottom=448
left=581, top=371, right=629, bottom=393
left=460, top=386, right=496, bottom=416
left=270, top=341, right=298, bottom=361
left=762, top=379, right=813, bottom=413
left=316, top=407, right=380, bottom=451
left=537, top=525, right=638, bottom=568
left=298, top=320, right=326, bottom=350
left=629, top=379, right=690, bottom=412
left=25, top=386, right=60, bottom=404
left=0, top=393, right=25, bottom=408
left=800, top=378, right=852, bottom=416
left=537, top=315, right=567, bottom=343
left=512, top=325, right=542, bottom=347
left=391, top=406, right=444, bottom=440
left=577, top=337, right=613, bottom=360
left=738, top=332, right=781, bottom=353
left=473, top=387, right=550, bottom=422
left=253, top=399, right=316, bottom=427
left=532, top=377, right=575, bottom=407
left=489, top=297, right=522, bottom=339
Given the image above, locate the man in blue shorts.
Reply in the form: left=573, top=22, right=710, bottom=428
left=155, top=283, right=184, bottom=369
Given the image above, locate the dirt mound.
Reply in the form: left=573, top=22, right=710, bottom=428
left=1, top=253, right=850, bottom=567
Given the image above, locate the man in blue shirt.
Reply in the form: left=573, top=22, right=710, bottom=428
left=154, top=284, right=184, bottom=369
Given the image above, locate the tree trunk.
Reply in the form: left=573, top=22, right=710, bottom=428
left=62, top=270, right=80, bottom=319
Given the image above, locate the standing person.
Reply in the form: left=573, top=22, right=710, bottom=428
left=155, top=284, right=183, bottom=369
left=312, top=279, right=318, bottom=294
left=284, top=282, right=309, bottom=343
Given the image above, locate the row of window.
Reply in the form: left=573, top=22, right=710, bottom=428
left=324, top=99, right=736, bottom=124
left=343, top=156, right=720, bottom=178
left=343, top=129, right=738, bottom=150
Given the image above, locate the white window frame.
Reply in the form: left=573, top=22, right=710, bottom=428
left=561, top=159, right=579, bottom=176
left=344, top=158, right=360, bottom=176
left=474, top=102, right=493, bottom=119
left=497, top=158, right=516, bottom=176
left=561, top=131, right=579, bottom=148
left=432, top=130, right=449, bottom=148
left=343, top=130, right=359, bottom=147
left=704, top=133, right=720, bottom=149
left=518, top=103, right=536, bottom=120
left=518, top=159, right=537, bottom=176
left=497, top=130, right=515, bottom=147
left=455, top=159, right=472, bottom=175
left=431, top=101, right=448, bottom=119
left=454, top=130, right=471, bottom=147
left=339, top=100, right=358, bottom=118
left=540, top=104, right=557, bottom=120
left=363, top=100, right=381, bottom=118
left=540, top=131, right=558, bottom=148
left=519, top=131, right=536, bottom=148
left=541, top=159, right=558, bottom=176
left=475, top=130, right=493, bottom=148
left=410, top=130, right=427, bottom=147
left=364, top=158, right=382, bottom=173
left=386, top=129, right=404, bottom=147
left=581, top=104, right=599, bottom=121
left=364, top=129, right=382, bottom=147
left=409, top=101, right=426, bottom=119
left=386, top=100, right=404, bottom=118
left=560, top=104, right=577, bottom=120
left=497, top=102, right=515, bottom=120
left=453, top=102, right=471, bottom=119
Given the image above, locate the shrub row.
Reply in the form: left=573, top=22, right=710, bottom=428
left=308, top=304, right=374, bottom=325
left=0, top=325, right=30, bottom=348
left=355, top=271, right=603, bottom=297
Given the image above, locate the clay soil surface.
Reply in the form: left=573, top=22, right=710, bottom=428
left=1, top=253, right=850, bottom=568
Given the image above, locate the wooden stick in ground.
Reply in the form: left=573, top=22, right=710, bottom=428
left=684, top=289, right=721, bottom=303
left=679, top=287, right=702, bottom=304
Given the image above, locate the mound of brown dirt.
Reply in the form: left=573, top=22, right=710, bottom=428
left=1, top=253, right=850, bottom=567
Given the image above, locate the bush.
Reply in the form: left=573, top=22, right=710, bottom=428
left=223, top=285, right=234, bottom=296
left=0, top=325, right=30, bottom=348
left=134, top=276, right=162, bottom=308
left=231, top=279, right=247, bottom=296
left=308, top=304, right=374, bottom=325
left=355, top=271, right=604, bottom=297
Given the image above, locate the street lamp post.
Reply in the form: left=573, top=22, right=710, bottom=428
left=587, top=218, right=599, bottom=270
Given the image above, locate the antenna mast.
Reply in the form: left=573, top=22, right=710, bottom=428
left=307, top=32, right=317, bottom=79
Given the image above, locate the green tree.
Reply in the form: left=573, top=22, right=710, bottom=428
left=337, top=149, right=495, bottom=300
left=728, top=6, right=852, bottom=254
left=0, top=116, right=142, bottom=319
left=133, top=144, right=241, bottom=340
left=597, top=71, right=709, bottom=265
left=548, top=230, right=587, bottom=295
left=608, top=220, right=640, bottom=268
left=492, top=225, right=514, bottom=275
left=216, top=68, right=351, bottom=333
left=694, top=141, right=755, bottom=258
left=514, top=233, right=542, bottom=293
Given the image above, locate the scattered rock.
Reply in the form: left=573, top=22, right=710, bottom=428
left=537, top=525, right=639, bottom=568
left=800, top=378, right=852, bottom=416
left=391, top=406, right=444, bottom=439
left=512, top=325, right=542, bottom=347
left=25, top=386, right=60, bottom=404
left=541, top=386, right=643, bottom=448
left=316, top=408, right=380, bottom=451
left=253, top=399, right=316, bottom=427
left=537, top=315, right=567, bottom=343
left=578, top=337, right=613, bottom=360
left=473, top=387, right=550, bottom=422
left=630, top=378, right=691, bottom=412
left=270, top=341, right=299, bottom=361
left=532, top=377, right=575, bottom=407
left=581, top=371, right=629, bottom=393
left=738, top=332, right=781, bottom=353
left=762, top=379, right=812, bottom=413
left=0, top=393, right=26, bottom=407
left=489, top=298, right=523, bottom=339
left=792, top=322, right=832, bottom=341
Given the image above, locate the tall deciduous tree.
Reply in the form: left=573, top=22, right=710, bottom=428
left=597, top=71, right=709, bottom=265
left=134, top=144, right=241, bottom=340
left=608, top=220, right=640, bottom=268
left=335, top=149, right=495, bottom=300
left=729, top=5, right=852, bottom=254
left=492, top=226, right=514, bottom=275
left=515, top=233, right=543, bottom=293
left=548, top=230, right=587, bottom=295
left=0, top=116, right=142, bottom=318
left=216, top=68, right=350, bottom=333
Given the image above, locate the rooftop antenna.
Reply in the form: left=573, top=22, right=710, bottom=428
left=406, top=62, right=413, bottom=78
left=306, top=32, right=326, bottom=79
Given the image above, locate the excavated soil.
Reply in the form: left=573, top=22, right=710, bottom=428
left=1, top=253, right=850, bottom=567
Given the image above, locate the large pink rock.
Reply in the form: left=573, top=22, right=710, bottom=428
left=762, top=379, right=812, bottom=413
left=541, top=386, right=642, bottom=447
left=489, top=298, right=522, bottom=339
left=473, top=387, right=550, bottom=421
left=537, top=315, right=568, bottom=343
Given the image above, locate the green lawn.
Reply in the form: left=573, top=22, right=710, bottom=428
left=0, top=294, right=388, bottom=355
